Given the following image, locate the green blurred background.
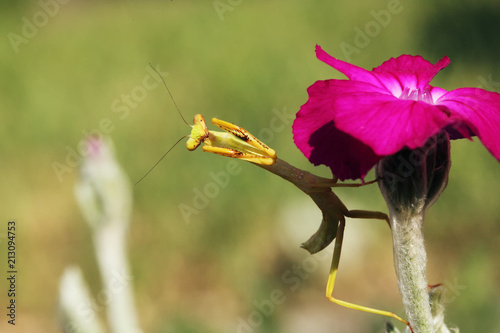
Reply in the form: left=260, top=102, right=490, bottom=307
left=1, top=1, right=499, bottom=332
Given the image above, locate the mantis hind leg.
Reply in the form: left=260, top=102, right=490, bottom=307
left=310, top=177, right=380, bottom=189
left=326, top=212, right=412, bottom=332
left=345, top=209, right=390, bottom=228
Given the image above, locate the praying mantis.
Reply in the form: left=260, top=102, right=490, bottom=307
left=142, top=67, right=413, bottom=332
left=185, top=113, right=412, bottom=331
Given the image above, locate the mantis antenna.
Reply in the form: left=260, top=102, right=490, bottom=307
left=135, top=65, right=192, bottom=185
left=148, top=63, right=190, bottom=127
left=135, top=136, right=187, bottom=185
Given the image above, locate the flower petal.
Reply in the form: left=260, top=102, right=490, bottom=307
left=329, top=80, right=454, bottom=155
left=298, top=46, right=499, bottom=181
left=437, top=88, right=500, bottom=161
left=293, top=80, right=382, bottom=180
left=316, top=45, right=451, bottom=98
left=315, top=45, right=386, bottom=90
left=306, top=120, right=381, bottom=180
left=373, top=55, right=450, bottom=92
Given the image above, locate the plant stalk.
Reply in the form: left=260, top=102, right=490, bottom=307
left=390, top=205, right=433, bottom=333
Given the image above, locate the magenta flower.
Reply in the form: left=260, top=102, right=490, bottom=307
left=293, top=45, right=500, bottom=180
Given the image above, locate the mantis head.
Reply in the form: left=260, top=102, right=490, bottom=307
left=186, top=114, right=209, bottom=151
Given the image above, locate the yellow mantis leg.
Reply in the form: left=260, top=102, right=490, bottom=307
left=326, top=211, right=412, bottom=332
left=202, top=145, right=275, bottom=165
left=211, top=118, right=277, bottom=160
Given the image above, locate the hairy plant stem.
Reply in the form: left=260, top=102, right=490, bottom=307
left=390, top=204, right=433, bottom=333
